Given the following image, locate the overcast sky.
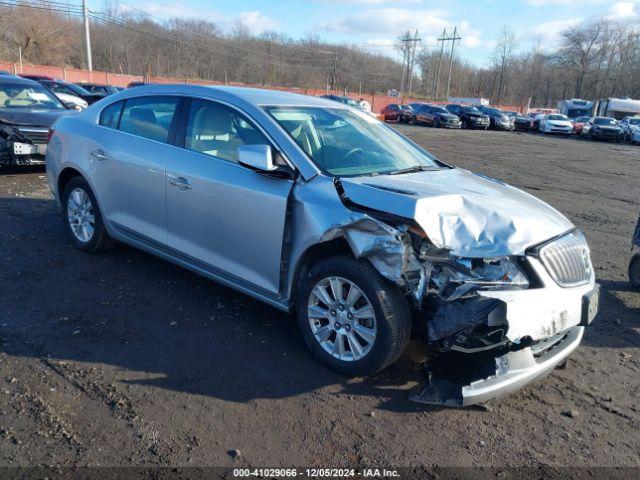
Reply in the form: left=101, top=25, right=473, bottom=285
left=91, top=0, right=640, bottom=66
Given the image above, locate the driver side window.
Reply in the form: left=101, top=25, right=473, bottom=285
left=185, top=99, right=268, bottom=164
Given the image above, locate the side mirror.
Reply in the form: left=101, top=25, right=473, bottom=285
left=238, top=144, right=277, bottom=172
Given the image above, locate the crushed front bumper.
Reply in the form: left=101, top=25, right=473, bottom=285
left=411, top=253, right=598, bottom=407
left=411, top=325, right=584, bottom=407
left=0, top=125, right=47, bottom=166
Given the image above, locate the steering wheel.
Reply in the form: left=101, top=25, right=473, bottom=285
left=341, top=147, right=364, bottom=161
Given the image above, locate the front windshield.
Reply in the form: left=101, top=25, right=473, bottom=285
left=266, top=106, right=441, bottom=176
left=0, top=82, right=64, bottom=110
left=575, top=116, right=590, bottom=122
left=431, top=106, right=448, bottom=114
left=62, top=82, right=91, bottom=96
left=629, top=118, right=640, bottom=125
left=547, top=114, right=569, bottom=121
left=463, top=106, right=480, bottom=114
left=594, top=117, right=617, bottom=126
left=483, top=107, right=501, bottom=115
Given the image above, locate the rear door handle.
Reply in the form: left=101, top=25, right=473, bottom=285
left=168, top=175, right=192, bottom=190
left=90, top=149, right=108, bottom=161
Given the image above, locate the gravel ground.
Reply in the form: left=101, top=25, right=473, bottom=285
left=0, top=128, right=639, bottom=470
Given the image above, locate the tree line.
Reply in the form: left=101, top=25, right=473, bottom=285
left=416, top=21, right=640, bottom=108
left=1, top=2, right=639, bottom=107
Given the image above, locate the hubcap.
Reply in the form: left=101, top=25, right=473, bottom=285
left=66, top=187, right=95, bottom=243
left=307, top=276, right=377, bottom=362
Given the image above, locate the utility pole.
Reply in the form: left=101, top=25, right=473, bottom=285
left=330, top=53, right=339, bottom=90
left=434, top=29, right=447, bottom=100
left=406, top=30, right=421, bottom=97
left=82, top=0, right=93, bottom=71
left=445, top=27, right=461, bottom=100
left=399, top=30, right=421, bottom=100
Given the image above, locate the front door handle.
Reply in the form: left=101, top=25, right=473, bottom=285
left=90, top=149, right=108, bottom=161
left=168, top=175, right=192, bottom=190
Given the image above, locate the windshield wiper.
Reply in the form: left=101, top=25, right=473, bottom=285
left=387, top=165, right=433, bottom=175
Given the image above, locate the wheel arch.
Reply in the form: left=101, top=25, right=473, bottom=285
left=58, top=166, right=84, bottom=199
left=289, top=237, right=354, bottom=310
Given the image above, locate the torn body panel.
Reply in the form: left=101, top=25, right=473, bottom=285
left=0, top=124, right=46, bottom=166
left=339, top=168, right=574, bottom=257
left=284, top=171, right=596, bottom=407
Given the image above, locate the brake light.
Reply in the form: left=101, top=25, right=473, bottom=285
left=47, top=128, right=55, bottom=143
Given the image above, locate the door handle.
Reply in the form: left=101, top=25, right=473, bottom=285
left=168, top=175, right=192, bottom=190
left=90, top=149, right=108, bottom=161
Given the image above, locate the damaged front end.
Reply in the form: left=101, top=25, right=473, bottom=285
left=0, top=123, right=47, bottom=166
left=327, top=172, right=597, bottom=407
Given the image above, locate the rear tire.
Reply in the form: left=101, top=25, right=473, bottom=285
left=630, top=254, right=640, bottom=289
left=62, top=176, right=113, bottom=253
left=296, top=255, right=411, bottom=377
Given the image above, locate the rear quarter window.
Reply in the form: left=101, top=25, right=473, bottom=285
left=99, top=101, right=124, bottom=129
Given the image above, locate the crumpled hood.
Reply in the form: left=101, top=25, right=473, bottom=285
left=0, top=108, right=74, bottom=127
left=339, top=168, right=574, bottom=258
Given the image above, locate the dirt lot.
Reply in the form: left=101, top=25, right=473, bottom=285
left=1, top=128, right=639, bottom=471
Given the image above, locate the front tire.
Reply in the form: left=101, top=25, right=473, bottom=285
left=62, top=176, right=113, bottom=252
left=296, top=255, right=411, bottom=377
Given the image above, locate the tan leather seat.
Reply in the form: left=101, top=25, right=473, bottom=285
left=189, top=107, right=244, bottom=162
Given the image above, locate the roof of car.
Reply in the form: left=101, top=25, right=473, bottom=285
left=0, top=75, right=42, bottom=86
left=115, top=84, right=348, bottom=108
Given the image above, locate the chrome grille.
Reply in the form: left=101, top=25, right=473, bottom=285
left=16, top=127, right=49, bottom=145
left=538, top=231, right=592, bottom=287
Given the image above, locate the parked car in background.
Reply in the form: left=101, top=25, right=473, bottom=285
left=538, top=114, right=573, bottom=135
left=619, top=116, right=640, bottom=141
left=529, top=112, right=546, bottom=131
left=478, top=106, right=514, bottom=130
left=631, top=127, right=640, bottom=145
left=572, top=116, right=591, bottom=135
left=581, top=118, right=593, bottom=137
left=380, top=103, right=403, bottom=122
left=410, top=104, right=461, bottom=128
left=504, top=111, right=530, bottom=131
left=0, top=75, right=75, bottom=166
left=77, top=83, right=121, bottom=96
left=53, top=92, right=88, bottom=111
left=36, top=79, right=105, bottom=105
left=320, top=94, right=365, bottom=110
left=445, top=104, right=489, bottom=129
left=381, top=104, right=413, bottom=123
left=46, top=84, right=598, bottom=407
left=588, top=117, right=623, bottom=142
left=18, top=74, right=55, bottom=81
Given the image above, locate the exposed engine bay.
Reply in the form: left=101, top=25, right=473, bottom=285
left=325, top=176, right=596, bottom=406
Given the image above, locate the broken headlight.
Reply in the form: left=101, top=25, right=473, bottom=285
left=419, top=242, right=529, bottom=300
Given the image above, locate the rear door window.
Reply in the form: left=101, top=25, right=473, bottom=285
left=119, top=96, right=180, bottom=143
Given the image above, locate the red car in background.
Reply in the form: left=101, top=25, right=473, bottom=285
left=572, top=116, right=591, bottom=135
left=381, top=103, right=413, bottom=123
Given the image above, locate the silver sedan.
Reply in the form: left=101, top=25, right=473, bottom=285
left=46, top=85, right=598, bottom=406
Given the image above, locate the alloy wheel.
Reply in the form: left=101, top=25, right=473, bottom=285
left=66, top=187, right=95, bottom=243
left=307, top=276, right=377, bottom=362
